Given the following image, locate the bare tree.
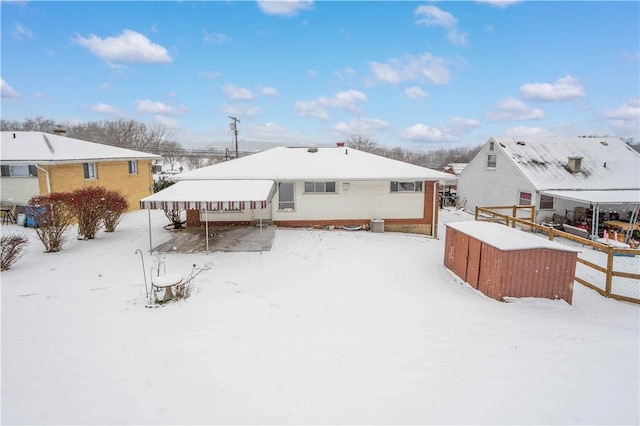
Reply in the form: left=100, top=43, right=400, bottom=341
left=345, top=135, right=382, bottom=154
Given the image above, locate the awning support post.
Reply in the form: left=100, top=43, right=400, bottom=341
left=148, top=208, right=153, bottom=254
left=205, top=210, right=209, bottom=254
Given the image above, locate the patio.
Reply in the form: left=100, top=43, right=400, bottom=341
left=153, top=224, right=276, bottom=253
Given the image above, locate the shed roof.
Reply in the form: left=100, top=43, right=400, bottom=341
left=0, top=131, right=161, bottom=163
left=541, top=189, right=640, bottom=205
left=446, top=221, right=580, bottom=252
left=491, top=136, right=640, bottom=192
left=175, top=146, right=454, bottom=182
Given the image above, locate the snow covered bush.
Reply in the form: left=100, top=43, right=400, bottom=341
left=164, top=208, right=185, bottom=229
left=1, top=234, right=28, bottom=270
left=26, top=193, right=74, bottom=253
left=102, top=190, right=128, bottom=232
left=68, top=187, right=109, bottom=239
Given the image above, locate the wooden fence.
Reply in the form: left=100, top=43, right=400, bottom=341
left=475, top=206, right=640, bottom=304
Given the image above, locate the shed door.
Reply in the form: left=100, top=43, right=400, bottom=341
left=451, top=232, right=469, bottom=281
left=466, top=238, right=482, bottom=289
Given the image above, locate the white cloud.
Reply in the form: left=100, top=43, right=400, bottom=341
left=488, top=98, right=545, bottom=121
left=520, top=76, right=585, bottom=101
left=12, top=22, right=33, bottom=40
left=504, top=126, right=551, bottom=138
left=33, top=92, right=47, bottom=100
left=257, top=0, right=314, bottom=16
left=198, top=70, right=223, bottom=79
left=260, top=87, right=279, bottom=97
left=101, top=83, right=112, bottom=92
left=368, top=52, right=452, bottom=85
left=333, top=117, right=389, bottom=136
left=400, top=116, right=479, bottom=143
left=401, top=124, right=458, bottom=143
left=1, top=79, right=21, bottom=99
left=73, top=29, right=172, bottom=65
left=203, top=30, right=230, bottom=44
left=222, top=102, right=262, bottom=117
left=154, top=115, right=182, bottom=129
left=603, top=98, right=640, bottom=121
left=296, top=89, right=368, bottom=120
left=414, top=5, right=468, bottom=46
left=334, top=67, right=356, bottom=80
left=405, top=86, right=428, bottom=99
left=89, top=103, right=120, bottom=116
left=136, top=99, right=185, bottom=116
left=295, top=100, right=330, bottom=121
left=223, top=84, right=254, bottom=100
left=476, top=0, right=522, bottom=8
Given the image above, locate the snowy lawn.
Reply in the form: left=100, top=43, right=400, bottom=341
left=2, top=208, right=638, bottom=425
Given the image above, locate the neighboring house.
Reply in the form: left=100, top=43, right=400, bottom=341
left=441, top=162, right=468, bottom=191
left=154, top=145, right=455, bottom=237
left=456, top=136, right=640, bottom=223
left=0, top=131, right=161, bottom=210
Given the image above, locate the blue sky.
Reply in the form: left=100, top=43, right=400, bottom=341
left=1, top=1, right=639, bottom=151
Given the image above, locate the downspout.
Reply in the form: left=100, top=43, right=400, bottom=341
left=35, top=164, right=51, bottom=194
left=432, top=181, right=438, bottom=239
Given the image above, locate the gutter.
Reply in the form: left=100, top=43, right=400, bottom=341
left=35, top=164, right=51, bottom=194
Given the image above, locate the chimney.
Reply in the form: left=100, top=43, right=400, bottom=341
left=567, top=156, right=583, bottom=173
left=53, top=126, right=67, bottom=137
left=336, top=142, right=345, bottom=147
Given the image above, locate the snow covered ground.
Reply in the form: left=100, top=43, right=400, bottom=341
left=2, top=208, right=638, bottom=425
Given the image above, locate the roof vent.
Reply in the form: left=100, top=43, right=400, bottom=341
left=567, top=156, right=583, bottom=173
left=307, top=147, right=318, bottom=153
left=600, top=141, right=609, bottom=146
left=516, top=140, right=525, bottom=146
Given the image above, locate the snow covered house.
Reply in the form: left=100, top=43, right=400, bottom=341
left=141, top=146, right=455, bottom=237
left=0, top=131, right=161, bottom=209
left=456, top=136, right=640, bottom=225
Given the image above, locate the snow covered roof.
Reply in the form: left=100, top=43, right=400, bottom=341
left=140, top=180, right=276, bottom=210
left=443, top=163, right=468, bottom=176
left=446, top=221, right=580, bottom=252
left=491, top=136, right=640, bottom=191
left=0, top=131, right=162, bottom=163
left=175, top=147, right=454, bottom=182
left=541, top=189, right=640, bottom=205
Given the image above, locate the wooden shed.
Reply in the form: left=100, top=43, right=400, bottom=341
left=444, top=221, right=579, bottom=304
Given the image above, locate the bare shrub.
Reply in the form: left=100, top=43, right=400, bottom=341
left=68, top=187, right=109, bottom=239
left=1, top=234, right=28, bottom=270
left=27, top=193, right=73, bottom=253
left=164, top=209, right=185, bottom=229
left=102, top=190, right=129, bottom=232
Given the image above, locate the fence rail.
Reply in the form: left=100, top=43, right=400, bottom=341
left=475, top=206, right=640, bottom=304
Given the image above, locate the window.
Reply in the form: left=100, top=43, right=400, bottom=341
left=487, top=154, right=497, bottom=168
left=489, top=141, right=495, bottom=151
left=128, top=160, right=138, bottom=174
left=304, top=181, right=336, bottom=193
left=1, top=165, right=38, bottom=177
left=518, top=191, right=532, bottom=206
left=278, top=182, right=295, bottom=210
left=539, top=194, right=554, bottom=210
left=390, top=181, right=423, bottom=192
left=83, top=162, right=97, bottom=179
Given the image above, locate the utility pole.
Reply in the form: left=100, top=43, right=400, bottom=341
left=228, top=116, right=240, bottom=158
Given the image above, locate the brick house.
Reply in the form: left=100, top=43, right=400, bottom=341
left=144, top=145, right=455, bottom=237
left=0, top=131, right=161, bottom=210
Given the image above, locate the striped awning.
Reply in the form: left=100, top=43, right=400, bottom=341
left=140, top=180, right=276, bottom=210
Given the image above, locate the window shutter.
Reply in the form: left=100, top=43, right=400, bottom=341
left=1, top=165, right=10, bottom=176
left=83, top=163, right=89, bottom=179
left=28, top=165, right=38, bottom=177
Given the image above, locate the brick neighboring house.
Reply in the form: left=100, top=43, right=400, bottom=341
left=0, top=131, right=161, bottom=210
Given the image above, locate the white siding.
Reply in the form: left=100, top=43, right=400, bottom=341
left=272, top=180, right=424, bottom=221
left=200, top=203, right=273, bottom=222
left=0, top=177, right=39, bottom=204
left=457, top=143, right=533, bottom=213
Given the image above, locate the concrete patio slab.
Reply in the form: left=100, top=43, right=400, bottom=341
left=153, top=225, right=276, bottom=253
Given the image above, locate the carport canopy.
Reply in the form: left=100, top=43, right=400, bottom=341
left=140, top=179, right=277, bottom=210
left=140, top=179, right=277, bottom=254
left=541, top=189, right=640, bottom=241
